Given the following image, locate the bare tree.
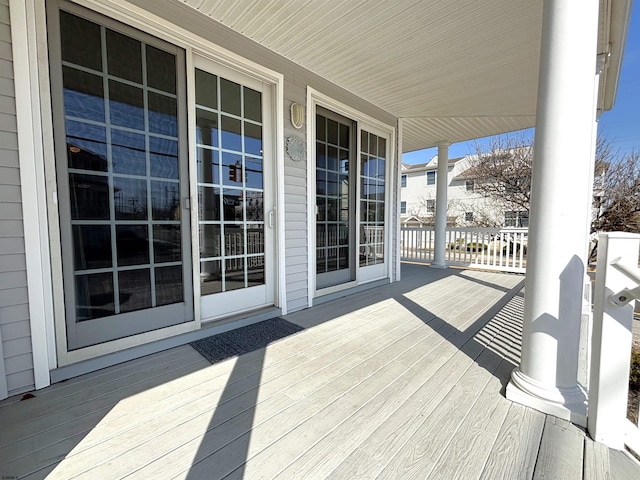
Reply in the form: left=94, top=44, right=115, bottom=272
left=405, top=134, right=638, bottom=233
left=592, top=150, right=640, bottom=233
left=463, top=134, right=632, bottom=232
left=465, top=135, right=533, bottom=217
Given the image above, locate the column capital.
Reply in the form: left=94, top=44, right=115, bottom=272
left=435, top=141, right=451, bottom=148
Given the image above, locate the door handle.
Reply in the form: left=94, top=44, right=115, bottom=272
left=268, top=210, right=274, bottom=228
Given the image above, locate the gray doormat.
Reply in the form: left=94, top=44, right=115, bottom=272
left=190, top=317, right=304, bottom=364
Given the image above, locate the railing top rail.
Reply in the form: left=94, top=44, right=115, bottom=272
left=400, top=226, right=528, bottom=233
left=597, top=232, right=640, bottom=241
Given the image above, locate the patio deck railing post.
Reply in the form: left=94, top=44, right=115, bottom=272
left=588, top=232, right=640, bottom=451
left=505, top=0, right=600, bottom=426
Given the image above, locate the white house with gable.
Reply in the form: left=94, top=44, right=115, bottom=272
left=401, top=155, right=529, bottom=228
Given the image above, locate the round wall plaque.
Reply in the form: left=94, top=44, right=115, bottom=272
left=286, top=136, right=306, bottom=162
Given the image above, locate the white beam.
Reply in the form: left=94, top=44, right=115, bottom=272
left=506, top=0, right=600, bottom=426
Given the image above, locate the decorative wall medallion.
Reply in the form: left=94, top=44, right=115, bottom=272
left=286, top=136, right=306, bottom=162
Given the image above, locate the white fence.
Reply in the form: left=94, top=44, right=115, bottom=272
left=400, top=226, right=528, bottom=273
left=588, top=232, right=640, bottom=454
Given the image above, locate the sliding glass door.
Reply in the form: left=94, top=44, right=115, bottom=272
left=314, top=106, right=390, bottom=291
left=315, top=108, right=356, bottom=289
left=50, top=8, right=193, bottom=350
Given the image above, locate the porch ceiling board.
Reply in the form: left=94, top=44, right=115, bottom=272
left=176, top=0, right=629, bottom=152
left=402, top=115, right=538, bottom=153
left=186, top=0, right=542, bottom=117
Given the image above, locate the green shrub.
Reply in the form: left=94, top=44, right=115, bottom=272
left=466, top=243, right=488, bottom=252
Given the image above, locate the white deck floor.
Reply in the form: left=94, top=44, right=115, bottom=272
left=1, top=264, right=639, bottom=479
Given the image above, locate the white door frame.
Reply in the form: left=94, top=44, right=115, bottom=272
left=306, top=87, right=396, bottom=305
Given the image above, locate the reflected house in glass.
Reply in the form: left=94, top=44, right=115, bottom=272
left=0, top=2, right=632, bottom=451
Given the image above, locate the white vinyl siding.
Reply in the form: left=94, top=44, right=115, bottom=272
left=0, top=0, right=34, bottom=398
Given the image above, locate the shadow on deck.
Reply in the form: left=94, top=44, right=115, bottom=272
left=1, top=263, right=639, bottom=479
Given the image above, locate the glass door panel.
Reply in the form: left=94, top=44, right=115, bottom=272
left=52, top=9, right=193, bottom=351
left=316, top=110, right=355, bottom=289
left=359, top=130, right=387, bottom=281
left=195, top=59, right=273, bottom=320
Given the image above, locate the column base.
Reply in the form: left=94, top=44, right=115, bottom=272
left=429, top=262, right=448, bottom=269
left=506, top=368, right=587, bottom=427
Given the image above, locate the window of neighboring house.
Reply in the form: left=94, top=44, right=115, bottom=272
left=426, top=171, right=436, bottom=185
left=505, top=210, right=529, bottom=227
left=465, top=180, right=474, bottom=191
left=426, top=199, right=435, bottom=213
left=503, top=177, right=527, bottom=194
left=401, top=174, right=407, bottom=188
left=400, top=201, right=407, bottom=214
left=465, top=212, right=473, bottom=222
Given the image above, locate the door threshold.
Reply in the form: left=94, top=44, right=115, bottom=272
left=50, top=306, right=281, bottom=384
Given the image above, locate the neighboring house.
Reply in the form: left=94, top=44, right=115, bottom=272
left=0, top=0, right=631, bottom=434
left=400, top=156, right=529, bottom=227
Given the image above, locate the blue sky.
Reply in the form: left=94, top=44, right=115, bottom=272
left=403, top=1, right=640, bottom=164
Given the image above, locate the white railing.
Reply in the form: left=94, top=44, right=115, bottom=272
left=588, top=232, right=640, bottom=454
left=400, top=226, right=528, bottom=273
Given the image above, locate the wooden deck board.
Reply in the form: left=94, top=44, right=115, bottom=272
left=128, top=292, right=496, bottom=479
left=533, top=416, right=585, bottom=480
left=230, top=290, right=517, bottom=479
left=373, top=330, right=511, bottom=479
left=609, top=449, right=640, bottom=480
left=49, top=316, right=425, bottom=478
left=1, top=264, right=638, bottom=480
left=583, top=436, right=611, bottom=480
left=322, top=295, right=522, bottom=479
left=479, top=403, right=546, bottom=480
left=13, top=305, right=419, bottom=478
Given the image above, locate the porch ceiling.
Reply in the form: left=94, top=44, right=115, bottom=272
left=179, top=0, right=629, bottom=152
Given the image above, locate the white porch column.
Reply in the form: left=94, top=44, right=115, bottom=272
left=432, top=141, right=450, bottom=268
left=506, top=0, right=600, bottom=426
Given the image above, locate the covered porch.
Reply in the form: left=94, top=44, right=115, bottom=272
left=1, top=263, right=639, bottom=479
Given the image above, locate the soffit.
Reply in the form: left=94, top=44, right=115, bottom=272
left=176, top=0, right=625, bottom=151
